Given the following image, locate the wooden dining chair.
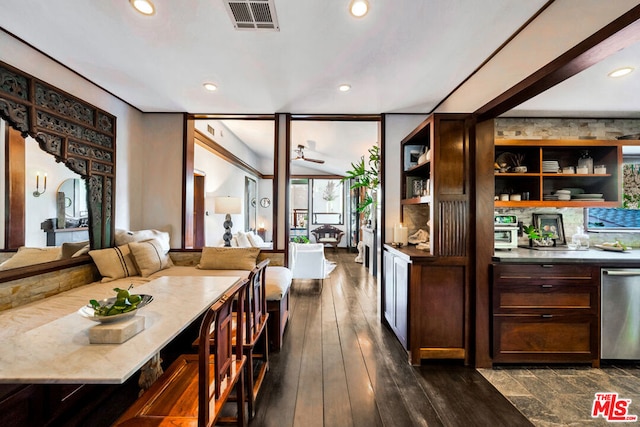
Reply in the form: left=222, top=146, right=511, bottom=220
left=189, top=259, right=271, bottom=420
left=243, top=259, right=270, bottom=418
left=114, top=278, right=248, bottom=427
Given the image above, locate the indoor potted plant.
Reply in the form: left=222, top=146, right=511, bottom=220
left=523, top=224, right=555, bottom=247
left=342, top=145, right=380, bottom=227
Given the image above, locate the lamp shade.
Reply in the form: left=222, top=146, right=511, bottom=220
left=214, top=196, right=242, bottom=214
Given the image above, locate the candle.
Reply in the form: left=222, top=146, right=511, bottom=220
left=44, top=173, right=47, bottom=190
left=36, top=173, right=39, bottom=189
left=397, top=226, right=409, bottom=246
left=394, top=223, right=409, bottom=245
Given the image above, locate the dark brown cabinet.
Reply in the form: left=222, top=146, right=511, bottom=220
left=492, top=263, right=600, bottom=366
left=384, top=113, right=472, bottom=365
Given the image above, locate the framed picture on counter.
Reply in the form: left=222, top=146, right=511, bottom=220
left=533, top=213, right=566, bottom=245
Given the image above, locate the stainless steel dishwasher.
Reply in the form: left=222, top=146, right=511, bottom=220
left=601, top=268, right=640, bottom=360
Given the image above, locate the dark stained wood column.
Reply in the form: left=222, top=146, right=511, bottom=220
left=4, top=126, right=25, bottom=249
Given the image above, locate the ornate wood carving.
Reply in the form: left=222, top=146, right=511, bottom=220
left=438, top=200, right=468, bottom=257
left=0, top=60, right=115, bottom=249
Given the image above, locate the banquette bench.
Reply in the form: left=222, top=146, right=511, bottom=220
left=0, top=238, right=292, bottom=426
left=0, top=244, right=292, bottom=352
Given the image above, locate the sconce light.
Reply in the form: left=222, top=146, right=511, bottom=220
left=214, top=196, right=242, bottom=247
left=33, top=172, right=47, bottom=197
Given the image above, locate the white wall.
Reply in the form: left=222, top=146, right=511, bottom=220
left=194, top=120, right=262, bottom=171
left=135, top=114, right=184, bottom=247
left=383, top=114, right=429, bottom=243
left=195, top=143, right=261, bottom=246
left=257, top=178, right=273, bottom=242
left=0, top=33, right=186, bottom=247
left=24, top=137, right=83, bottom=246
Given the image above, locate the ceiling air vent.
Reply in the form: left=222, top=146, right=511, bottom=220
left=223, top=0, right=280, bottom=31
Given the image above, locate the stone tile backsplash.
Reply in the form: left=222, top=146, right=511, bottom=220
left=495, top=118, right=640, bottom=140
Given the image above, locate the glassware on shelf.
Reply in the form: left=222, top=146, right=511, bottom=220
left=571, top=225, right=590, bottom=250
left=413, top=179, right=423, bottom=197
left=578, top=150, right=594, bottom=174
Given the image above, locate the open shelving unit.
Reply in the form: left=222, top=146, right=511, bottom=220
left=494, top=139, right=624, bottom=208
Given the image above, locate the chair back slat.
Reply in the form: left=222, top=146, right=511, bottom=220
left=245, top=259, right=270, bottom=344
left=197, top=278, right=248, bottom=426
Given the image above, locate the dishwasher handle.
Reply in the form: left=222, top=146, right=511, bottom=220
left=603, top=270, right=640, bottom=277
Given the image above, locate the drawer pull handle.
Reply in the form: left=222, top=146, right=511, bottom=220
left=541, top=284, right=553, bottom=288
left=541, top=265, right=554, bottom=268
left=541, top=314, right=553, bottom=318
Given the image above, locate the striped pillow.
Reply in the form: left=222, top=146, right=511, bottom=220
left=89, top=244, right=139, bottom=282
left=129, top=239, right=172, bottom=277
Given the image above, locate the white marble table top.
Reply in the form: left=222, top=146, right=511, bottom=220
left=0, top=275, right=241, bottom=384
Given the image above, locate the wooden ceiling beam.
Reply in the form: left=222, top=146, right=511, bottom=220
left=475, top=4, right=640, bottom=121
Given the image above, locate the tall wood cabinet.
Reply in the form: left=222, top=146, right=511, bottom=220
left=383, top=113, right=473, bottom=365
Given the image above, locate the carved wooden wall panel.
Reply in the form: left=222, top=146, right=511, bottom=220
left=0, top=60, right=115, bottom=249
left=437, top=200, right=468, bottom=257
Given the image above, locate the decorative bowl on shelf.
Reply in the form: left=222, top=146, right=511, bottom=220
left=78, top=294, right=153, bottom=323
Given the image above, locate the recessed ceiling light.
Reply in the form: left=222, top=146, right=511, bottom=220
left=608, top=67, right=634, bottom=78
left=339, top=84, right=351, bottom=92
left=203, top=82, right=218, bottom=92
left=349, top=0, right=369, bottom=18
left=130, top=0, right=155, bottom=16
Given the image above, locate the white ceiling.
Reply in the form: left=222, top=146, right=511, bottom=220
left=1, top=0, right=639, bottom=175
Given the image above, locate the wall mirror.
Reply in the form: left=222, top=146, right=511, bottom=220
left=189, top=116, right=275, bottom=247
left=0, top=61, right=115, bottom=279
left=58, top=178, right=88, bottom=221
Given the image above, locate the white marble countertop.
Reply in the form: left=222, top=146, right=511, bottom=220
left=0, top=275, right=240, bottom=384
left=493, top=247, right=640, bottom=264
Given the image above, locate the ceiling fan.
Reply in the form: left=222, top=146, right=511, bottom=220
left=292, top=144, right=325, bottom=164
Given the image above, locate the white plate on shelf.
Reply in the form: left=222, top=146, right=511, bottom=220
left=572, top=193, right=603, bottom=199
left=595, top=244, right=630, bottom=252
left=561, top=188, right=585, bottom=195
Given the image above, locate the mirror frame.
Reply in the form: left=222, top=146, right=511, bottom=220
left=0, top=60, right=115, bottom=251
left=185, top=115, right=277, bottom=249
left=245, top=176, right=257, bottom=231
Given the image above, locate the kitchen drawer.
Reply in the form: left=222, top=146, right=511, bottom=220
left=493, top=283, right=598, bottom=313
left=493, top=264, right=598, bottom=286
left=493, top=314, right=598, bottom=364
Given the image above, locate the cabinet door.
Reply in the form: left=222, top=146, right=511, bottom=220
left=383, top=251, right=396, bottom=327
left=394, top=256, right=409, bottom=349
left=493, top=313, right=597, bottom=363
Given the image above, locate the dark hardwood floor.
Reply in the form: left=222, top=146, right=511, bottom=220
left=250, top=250, right=533, bottom=427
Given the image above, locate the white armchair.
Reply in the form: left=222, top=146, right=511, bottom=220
left=289, top=242, right=335, bottom=281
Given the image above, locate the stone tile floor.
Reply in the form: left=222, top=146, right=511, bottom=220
left=479, top=363, right=640, bottom=426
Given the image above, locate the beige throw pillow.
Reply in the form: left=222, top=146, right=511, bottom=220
left=129, top=238, right=172, bottom=277
left=115, top=227, right=171, bottom=253
left=89, top=244, right=139, bottom=282
left=197, top=247, right=260, bottom=271
left=235, top=232, right=252, bottom=248
left=0, top=246, right=62, bottom=270
left=247, top=232, right=265, bottom=247
left=61, top=240, right=90, bottom=259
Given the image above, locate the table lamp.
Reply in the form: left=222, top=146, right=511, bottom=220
left=214, top=196, right=242, bottom=246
